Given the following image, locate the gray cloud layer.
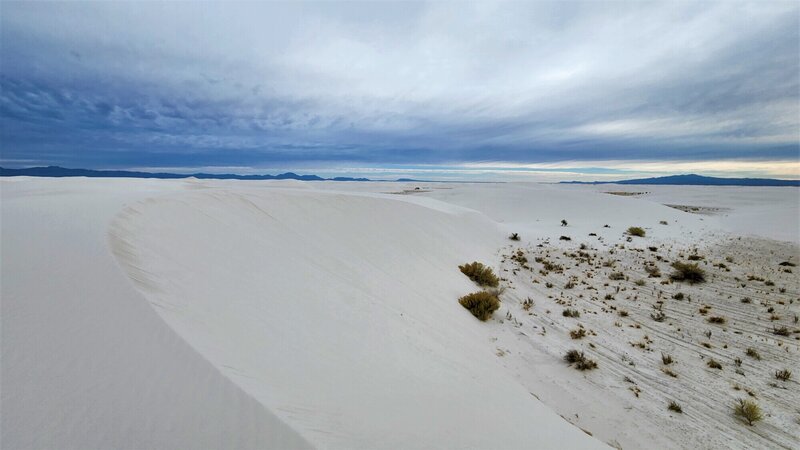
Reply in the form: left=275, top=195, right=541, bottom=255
left=1, top=1, right=798, bottom=170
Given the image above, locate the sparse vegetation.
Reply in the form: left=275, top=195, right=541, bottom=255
left=559, top=235, right=572, bottom=241
left=609, top=272, right=625, bottom=281
left=509, top=232, right=520, bottom=241
left=561, top=219, right=568, bottom=227
left=651, top=311, right=666, bottom=322
left=734, top=399, right=763, bottom=426
left=707, top=316, right=726, bottom=324
left=570, top=328, right=587, bottom=339
left=746, top=348, right=761, bottom=360
left=668, top=400, right=683, bottom=413
left=563, top=308, right=580, bottom=318
left=775, top=369, right=792, bottom=381
left=707, top=358, right=722, bottom=370
left=772, top=326, right=790, bottom=336
left=563, top=350, right=598, bottom=371
left=672, top=292, right=684, bottom=300
left=627, top=226, right=646, bottom=237
left=458, top=291, right=500, bottom=321
left=661, top=353, right=673, bottom=365
left=670, top=262, right=706, bottom=283
left=459, top=261, right=500, bottom=287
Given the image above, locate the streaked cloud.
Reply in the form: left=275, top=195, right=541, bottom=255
left=1, top=1, right=797, bottom=178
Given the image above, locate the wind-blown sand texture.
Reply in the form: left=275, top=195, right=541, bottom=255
left=2, top=177, right=798, bottom=449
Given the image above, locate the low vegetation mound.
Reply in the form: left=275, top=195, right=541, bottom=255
left=627, top=226, right=646, bottom=237
left=458, top=261, right=499, bottom=287
left=563, top=350, right=598, bottom=371
left=458, top=291, right=500, bottom=321
left=670, top=262, right=706, bottom=283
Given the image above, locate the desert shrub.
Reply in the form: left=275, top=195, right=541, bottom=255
left=609, top=272, right=625, bottom=281
left=627, top=226, right=646, bottom=237
left=707, top=316, right=726, bottom=324
left=668, top=401, right=683, bottom=413
left=661, top=353, right=673, bottom=365
left=741, top=297, right=751, bottom=304
left=775, top=369, right=792, bottom=381
left=746, top=348, right=761, bottom=360
left=509, top=232, right=520, bottom=241
left=458, top=291, right=500, bottom=321
left=772, top=326, right=790, bottom=336
left=651, top=311, right=666, bottom=322
left=570, top=328, right=586, bottom=339
left=707, top=358, right=722, bottom=369
left=561, top=219, right=568, bottom=226
left=659, top=220, right=668, bottom=225
left=563, top=308, right=580, bottom=318
left=734, top=399, right=763, bottom=426
left=778, top=261, right=796, bottom=267
left=563, top=350, right=597, bottom=370
left=618, top=310, right=629, bottom=317
left=670, top=262, right=706, bottom=283
left=459, top=262, right=499, bottom=287
left=559, top=235, right=571, bottom=241
left=672, top=292, right=684, bottom=300
left=687, top=254, right=704, bottom=261
left=635, top=279, right=646, bottom=286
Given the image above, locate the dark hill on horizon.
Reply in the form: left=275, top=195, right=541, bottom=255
left=0, top=166, right=377, bottom=182
left=560, top=173, right=800, bottom=187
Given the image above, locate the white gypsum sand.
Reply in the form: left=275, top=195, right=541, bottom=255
left=2, top=177, right=798, bottom=449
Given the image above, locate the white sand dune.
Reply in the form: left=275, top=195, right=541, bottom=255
left=1, top=179, right=311, bottom=449
left=108, top=187, right=603, bottom=449
left=3, top=177, right=798, bottom=449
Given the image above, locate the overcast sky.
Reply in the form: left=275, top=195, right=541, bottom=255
left=1, top=1, right=798, bottom=180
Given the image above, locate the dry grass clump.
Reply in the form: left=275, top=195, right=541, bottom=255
left=734, top=399, right=763, bottom=426
left=672, top=292, right=684, bottom=300
left=775, top=369, right=792, bottom=381
left=509, top=232, right=520, bottom=241
left=563, top=350, right=598, bottom=371
left=458, top=291, right=500, bottom=321
left=670, top=262, right=706, bottom=283
left=627, top=226, right=646, bottom=237
left=707, top=358, right=722, bottom=370
left=745, top=348, right=761, bottom=360
left=651, top=311, right=666, bottom=322
left=459, top=262, right=499, bottom=287
left=609, top=272, right=625, bottom=281
left=707, top=316, right=726, bottom=324
left=667, top=401, right=683, bottom=413
left=570, top=328, right=586, bottom=339
left=563, top=308, right=581, bottom=318
left=661, top=353, right=674, bottom=365
left=772, top=326, right=790, bottom=336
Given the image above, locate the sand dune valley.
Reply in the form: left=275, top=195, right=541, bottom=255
left=1, top=177, right=798, bottom=449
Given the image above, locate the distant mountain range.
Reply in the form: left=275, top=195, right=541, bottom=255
left=560, top=174, right=800, bottom=187
left=0, top=166, right=376, bottom=182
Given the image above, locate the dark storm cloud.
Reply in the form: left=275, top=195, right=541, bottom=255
left=1, top=1, right=797, bottom=173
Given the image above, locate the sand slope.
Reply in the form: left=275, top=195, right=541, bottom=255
left=1, top=178, right=311, bottom=449
left=108, top=187, right=604, bottom=449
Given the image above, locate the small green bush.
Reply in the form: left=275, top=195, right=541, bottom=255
left=627, top=226, right=646, bottom=237
left=670, top=262, right=706, bottom=283
left=458, top=291, right=500, bottom=321
left=734, top=399, right=763, bottom=426
left=459, top=261, right=499, bottom=287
